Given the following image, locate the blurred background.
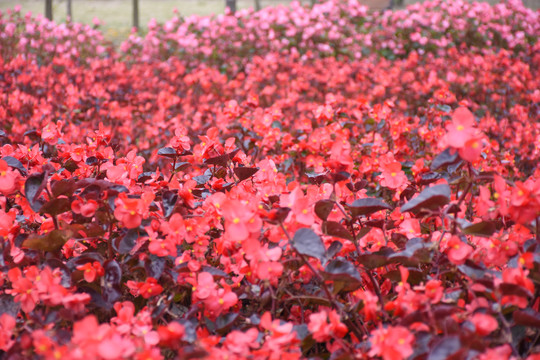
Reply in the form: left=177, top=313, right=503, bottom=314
left=1, top=0, right=539, bottom=43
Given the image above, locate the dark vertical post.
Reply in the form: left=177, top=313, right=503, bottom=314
left=226, top=0, right=236, bottom=13
left=254, top=0, right=261, bottom=11
left=45, top=0, right=53, bottom=20
left=133, top=0, right=139, bottom=30
left=67, top=0, right=72, bottom=19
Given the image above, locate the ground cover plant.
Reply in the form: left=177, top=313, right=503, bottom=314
left=0, top=0, right=540, bottom=359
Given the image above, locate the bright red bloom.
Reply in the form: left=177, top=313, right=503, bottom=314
left=443, top=107, right=485, bottom=162
left=127, top=278, right=163, bottom=299
left=368, top=326, right=415, bottom=360
left=224, top=328, right=259, bottom=354
left=221, top=199, right=259, bottom=243
left=424, top=279, right=443, bottom=303
left=0, top=160, right=18, bottom=195
left=6, top=267, right=39, bottom=313
left=158, top=322, right=185, bottom=347
left=0, top=314, right=16, bottom=351
left=445, top=107, right=476, bottom=148
left=380, top=162, right=408, bottom=190
left=77, top=261, right=105, bottom=283
left=446, top=235, right=473, bottom=265
left=114, top=192, right=153, bottom=229
left=191, top=272, right=238, bottom=318
left=170, top=128, right=191, bottom=151
left=139, top=277, right=164, bottom=299
left=308, top=309, right=348, bottom=342
left=71, top=198, right=99, bottom=217
left=471, top=313, right=498, bottom=336
left=500, top=267, right=535, bottom=308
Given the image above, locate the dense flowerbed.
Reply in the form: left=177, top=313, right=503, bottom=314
left=0, top=1, right=540, bottom=359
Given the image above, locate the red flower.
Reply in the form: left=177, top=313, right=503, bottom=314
left=221, top=199, right=258, bottom=242
left=446, top=235, right=473, bottom=265
left=308, top=309, right=348, bottom=342
left=369, top=326, right=415, bottom=360
left=114, top=192, right=153, bottom=229
left=224, top=328, right=259, bottom=354
left=424, top=279, right=443, bottom=303
left=0, top=314, right=16, bottom=351
left=501, top=268, right=535, bottom=308
left=445, top=107, right=476, bottom=148
left=471, top=313, right=498, bottom=336
left=380, top=162, right=408, bottom=190
left=170, top=128, right=191, bottom=151
left=191, top=272, right=238, bottom=318
left=0, top=160, right=19, bottom=195
left=139, top=277, right=164, bottom=299
left=71, top=197, right=99, bottom=218
left=77, top=261, right=104, bottom=283
left=6, top=267, right=39, bottom=313
left=444, top=107, right=485, bottom=162
left=127, top=278, right=163, bottom=299
left=158, top=322, right=185, bottom=347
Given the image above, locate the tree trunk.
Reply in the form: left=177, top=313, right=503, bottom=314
left=226, top=0, right=236, bottom=13
left=254, top=0, right=261, bottom=11
left=133, top=0, right=139, bottom=30
left=67, top=0, right=72, bottom=19
left=45, top=0, right=53, bottom=21
left=311, top=0, right=317, bottom=6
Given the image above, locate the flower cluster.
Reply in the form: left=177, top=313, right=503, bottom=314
left=0, top=1, right=539, bottom=359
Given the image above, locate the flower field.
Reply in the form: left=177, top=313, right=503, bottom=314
left=0, top=0, right=539, bottom=359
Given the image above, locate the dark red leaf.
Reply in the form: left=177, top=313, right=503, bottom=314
left=323, top=258, right=362, bottom=292
left=2, top=156, right=27, bottom=176
left=461, top=221, right=496, bottom=237
left=431, top=148, right=461, bottom=170
left=428, top=336, right=462, bottom=360
left=24, top=172, right=47, bottom=212
left=346, top=197, right=392, bottom=217
left=322, top=221, right=353, bottom=240
left=22, top=229, right=72, bottom=252
left=40, top=198, right=71, bottom=216
left=499, top=283, right=533, bottom=298
left=234, top=167, right=259, bottom=181
left=513, top=309, right=540, bottom=328
left=51, top=179, right=78, bottom=198
left=292, top=228, right=326, bottom=262
left=314, top=199, right=334, bottom=221
left=157, top=147, right=178, bottom=158
left=401, top=184, right=451, bottom=213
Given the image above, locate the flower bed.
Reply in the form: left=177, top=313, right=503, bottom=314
left=0, top=1, right=539, bottom=359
